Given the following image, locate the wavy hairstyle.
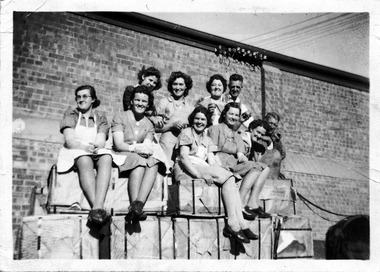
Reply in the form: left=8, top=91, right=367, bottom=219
left=131, top=85, right=154, bottom=105
left=188, top=105, right=213, bottom=128
left=167, top=71, right=193, bottom=97
left=137, top=66, right=162, bottom=91
left=218, top=102, right=241, bottom=124
left=206, top=74, right=227, bottom=94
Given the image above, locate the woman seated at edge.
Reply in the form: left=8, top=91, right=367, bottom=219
left=112, top=85, right=166, bottom=222
left=242, top=119, right=272, bottom=217
left=174, top=106, right=258, bottom=243
left=58, top=85, right=114, bottom=226
left=207, top=102, right=271, bottom=220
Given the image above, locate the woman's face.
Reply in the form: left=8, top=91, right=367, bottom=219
left=192, top=112, right=207, bottom=134
left=224, top=107, right=240, bottom=128
left=171, top=77, right=186, bottom=99
left=76, top=88, right=95, bottom=113
left=210, top=79, right=224, bottom=100
left=131, top=92, right=149, bottom=115
left=250, top=126, right=266, bottom=142
left=141, top=75, right=158, bottom=90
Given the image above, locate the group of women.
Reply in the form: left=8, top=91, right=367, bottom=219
left=58, top=66, right=273, bottom=244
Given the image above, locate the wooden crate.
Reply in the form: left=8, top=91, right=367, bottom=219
left=20, top=214, right=98, bottom=259
left=110, top=215, right=173, bottom=259
left=259, top=179, right=296, bottom=215
left=223, top=218, right=273, bottom=260
left=274, top=216, right=314, bottom=259
left=104, top=172, right=167, bottom=214
left=173, top=217, right=225, bottom=259
left=48, top=165, right=167, bottom=214
left=167, top=179, right=224, bottom=216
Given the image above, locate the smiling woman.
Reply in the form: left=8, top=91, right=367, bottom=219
left=173, top=106, right=259, bottom=244
left=112, top=85, right=168, bottom=223
left=155, top=71, right=195, bottom=166
left=57, top=85, right=120, bottom=228
left=208, top=102, right=271, bottom=220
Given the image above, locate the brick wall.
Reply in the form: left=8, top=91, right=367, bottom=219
left=264, top=67, right=369, bottom=165
left=12, top=11, right=369, bottom=250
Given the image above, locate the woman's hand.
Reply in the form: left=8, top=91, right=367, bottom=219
left=134, top=143, right=153, bottom=158
left=150, top=116, right=165, bottom=129
left=260, top=135, right=272, bottom=144
left=203, top=174, right=215, bottom=186
left=84, top=142, right=97, bottom=154
left=237, top=152, right=248, bottom=163
left=172, top=121, right=186, bottom=131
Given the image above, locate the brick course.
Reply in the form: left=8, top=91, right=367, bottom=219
left=12, top=12, right=369, bottom=255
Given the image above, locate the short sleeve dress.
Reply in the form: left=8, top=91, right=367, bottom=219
left=112, top=110, right=166, bottom=173
left=207, top=123, right=267, bottom=176
left=173, top=127, right=235, bottom=183
left=155, top=95, right=194, bottom=164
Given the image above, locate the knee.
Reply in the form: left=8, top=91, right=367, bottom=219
left=76, top=156, right=93, bottom=169
left=99, top=154, right=112, bottom=165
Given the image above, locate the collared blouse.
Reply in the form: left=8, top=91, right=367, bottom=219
left=111, top=110, right=154, bottom=144
left=207, top=123, right=245, bottom=155
left=176, top=127, right=217, bottom=161
left=60, top=108, right=109, bottom=135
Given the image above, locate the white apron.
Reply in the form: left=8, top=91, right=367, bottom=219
left=57, top=111, right=126, bottom=172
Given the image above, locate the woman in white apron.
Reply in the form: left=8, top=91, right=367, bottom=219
left=58, top=85, right=120, bottom=227
left=173, top=106, right=259, bottom=244
left=112, top=85, right=169, bottom=223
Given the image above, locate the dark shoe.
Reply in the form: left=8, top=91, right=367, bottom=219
left=88, top=209, right=110, bottom=226
left=129, top=201, right=146, bottom=222
left=223, top=224, right=250, bottom=243
left=249, top=206, right=271, bottom=218
left=138, top=211, right=147, bottom=221
left=242, top=206, right=258, bottom=221
left=130, top=200, right=144, bottom=215
left=242, top=228, right=259, bottom=240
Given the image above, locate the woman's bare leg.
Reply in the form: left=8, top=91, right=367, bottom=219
left=93, top=154, right=112, bottom=209
left=128, top=166, right=145, bottom=202
left=136, top=164, right=159, bottom=204
left=247, top=166, right=270, bottom=208
left=216, top=177, right=241, bottom=232
left=76, top=156, right=96, bottom=208
left=239, top=170, right=261, bottom=206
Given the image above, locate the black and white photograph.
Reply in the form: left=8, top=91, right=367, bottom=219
left=1, top=0, right=378, bottom=271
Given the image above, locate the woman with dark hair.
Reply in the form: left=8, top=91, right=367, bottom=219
left=174, top=106, right=258, bottom=243
left=238, top=119, right=271, bottom=216
left=112, top=85, right=167, bottom=222
left=58, top=85, right=121, bottom=226
left=122, top=66, right=162, bottom=119
left=155, top=71, right=195, bottom=166
left=208, top=102, right=271, bottom=219
left=199, top=74, right=228, bottom=125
